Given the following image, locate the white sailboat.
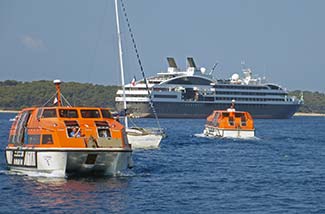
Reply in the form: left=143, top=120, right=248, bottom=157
left=114, top=0, right=164, bottom=149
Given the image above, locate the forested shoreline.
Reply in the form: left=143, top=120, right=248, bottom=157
left=0, top=80, right=324, bottom=113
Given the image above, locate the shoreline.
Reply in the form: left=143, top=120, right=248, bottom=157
left=0, top=110, right=324, bottom=117
left=294, top=112, right=325, bottom=117
left=0, top=110, right=19, bottom=113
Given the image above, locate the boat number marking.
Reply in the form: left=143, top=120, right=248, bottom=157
left=43, top=156, right=52, bottom=166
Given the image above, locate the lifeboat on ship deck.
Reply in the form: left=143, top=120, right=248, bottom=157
left=203, top=101, right=255, bottom=138
left=5, top=80, right=132, bottom=177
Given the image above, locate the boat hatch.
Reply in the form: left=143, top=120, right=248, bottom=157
left=212, top=112, right=219, bottom=126
left=95, top=121, right=111, bottom=138
left=11, top=110, right=32, bottom=146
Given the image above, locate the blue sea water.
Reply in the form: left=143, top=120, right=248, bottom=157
left=0, top=112, right=324, bottom=213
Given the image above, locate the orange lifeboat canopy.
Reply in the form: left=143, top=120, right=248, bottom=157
left=206, top=110, right=254, bottom=130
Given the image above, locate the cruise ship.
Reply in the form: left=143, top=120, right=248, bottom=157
left=115, top=57, right=303, bottom=119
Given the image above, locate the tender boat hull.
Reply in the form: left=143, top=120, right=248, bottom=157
left=204, top=126, right=255, bottom=138
left=5, top=147, right=132, bottom=177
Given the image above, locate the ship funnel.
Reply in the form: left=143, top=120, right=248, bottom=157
left=167, top=57, right=179, bottom=73
left=187, top=57, right=197, bottom=68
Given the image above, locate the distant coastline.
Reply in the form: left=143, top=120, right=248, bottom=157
left=0, top=110, right=19, bottom=113
left=294, top=112, right=325, bottom=117
left=0, top=109, right=324, bottom=117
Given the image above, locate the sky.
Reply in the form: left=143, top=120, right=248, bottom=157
left=0, top=0, right=324, bottom=92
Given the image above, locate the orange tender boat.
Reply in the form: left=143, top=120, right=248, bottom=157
left=203, top=102, right=255, bottom=138
left=5, top=80, right=132, bottom=177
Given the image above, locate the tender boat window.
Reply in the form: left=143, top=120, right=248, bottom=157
left=228, top=116, right=235, bottom=126
left=81, top=110, right=100, bottom=118
left=101, top=109, right=112, bottom=118
left=222, top=112, right=229, bottom=117
left=28, top=135, right=41, bottom=145
left=59, top=109, right=78, bottom=118
left=235, top=113, right=243, bottom=118
left=42, top=134, right=53, bottom=144
left=212, top=113, right=219, bottom=126
left=37, top=108, right=43, bottom=120
left=95, top=121, right=111, bottom=138
left=241, top=115, right=247, bottom=126
left=42, top=109, right=57, bottom=118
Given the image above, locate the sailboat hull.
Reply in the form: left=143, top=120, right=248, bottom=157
left=127, top=134, right=163, bottom=149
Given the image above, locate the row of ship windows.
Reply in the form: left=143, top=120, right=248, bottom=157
left=124, top=94, right=286, bottom=102
left=121, top=102, right=270, bottom=107
left=215, top=91, right=286, bottom=96
left=152, top=95, right=285, bottom=102
left=124, top=89, right=286, bottom=96
left=214, top=97, right=284, bottom=102
left=214, top=85, right=269, bottom=90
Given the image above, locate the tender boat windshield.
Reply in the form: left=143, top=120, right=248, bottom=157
left=42, top=109, right=57, bottom=118
left=81, top=110, right=100, bottom=118
left=59, top=109, right=78, bottom=118
left=101, top=109, right=113, bottom=118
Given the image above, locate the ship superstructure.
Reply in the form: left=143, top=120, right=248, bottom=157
left=115, top=57, right=302, bottom=119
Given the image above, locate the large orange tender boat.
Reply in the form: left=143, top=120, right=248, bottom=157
left=5, top=80, right=132, bottom=177
left=203, top=101, right=255, bottom=138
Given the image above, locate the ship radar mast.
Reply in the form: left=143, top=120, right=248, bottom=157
left=53, top=79, right=62, bottom=107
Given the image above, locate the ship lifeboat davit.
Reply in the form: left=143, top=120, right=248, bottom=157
left=203, top=102, right=255, bottom=138
left=5, top=80, right=132, bottom=177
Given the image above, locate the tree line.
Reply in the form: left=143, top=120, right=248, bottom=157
left=0, top=80, right=324, bottom=113
left=0, top=80, right=119, bottom=110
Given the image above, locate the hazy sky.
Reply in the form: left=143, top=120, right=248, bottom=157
left=0, top=0, right=324, bottom=91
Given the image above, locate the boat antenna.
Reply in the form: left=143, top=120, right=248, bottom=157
left=119, top=0, right=162, bottom=131
left=54, top=80, right=62, bottom=107
left=114, top=0, right=128, bottom=128
left=42, top=80, right=72, bottom=107
left=209, top=60, right=219, bottom=75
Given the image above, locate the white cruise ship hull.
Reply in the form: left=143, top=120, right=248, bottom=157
left=5, top=147, right=132, bottom=177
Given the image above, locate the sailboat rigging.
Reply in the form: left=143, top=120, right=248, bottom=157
left=114, top=0, right=165, bottom=149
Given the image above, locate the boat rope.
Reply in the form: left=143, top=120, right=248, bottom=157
left=42, top=91, right=72, bottom=107
left=119, top=0, right=162, bottom=131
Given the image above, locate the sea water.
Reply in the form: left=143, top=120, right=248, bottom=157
left=0, top=113, right=324, bottom=213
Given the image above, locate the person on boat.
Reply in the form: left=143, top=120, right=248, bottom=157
left=46, top=136, right=53, bottom=144
left=99, top=130, right=109, bottom=138
left=70, top=127, right=81, bottom=138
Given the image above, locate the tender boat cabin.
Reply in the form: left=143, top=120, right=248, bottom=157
left=8, top=107, right=128, bottom=149
left=206, top=110, right=254, bottom=130
left=204, top=109, right=255, bottom=138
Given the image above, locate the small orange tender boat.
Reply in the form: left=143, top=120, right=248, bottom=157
left=5, top=80, right=132, bottom=177
left=203, top=102, right=255, bottom=138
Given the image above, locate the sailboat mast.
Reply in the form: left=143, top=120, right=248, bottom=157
left=114, top=0, right=128, bottom=128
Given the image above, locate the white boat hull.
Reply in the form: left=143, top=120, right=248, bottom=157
left=5, top=147, right=132, bottom=177
left=204, top=126, right=255, bottom=138
left=126, top=128, right=163, bottom=149
left=127, top=134, right=163, bottom=149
